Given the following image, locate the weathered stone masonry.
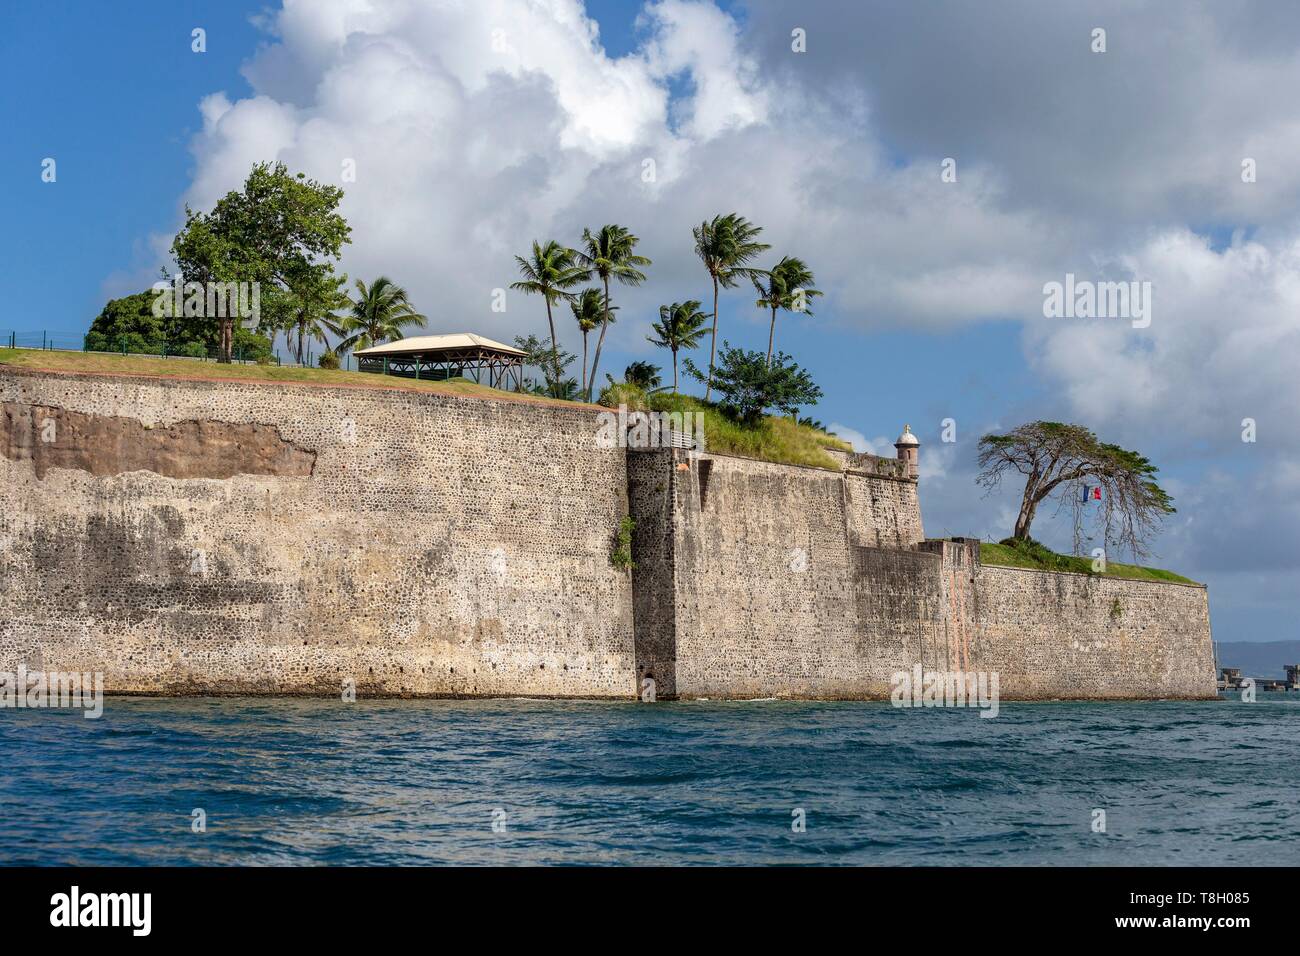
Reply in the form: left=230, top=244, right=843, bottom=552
left=0, top=366, right=1216, bottom=699
left=0, top=367, right=637, bottom=697
left=629, top=449, right=1215, bottom=700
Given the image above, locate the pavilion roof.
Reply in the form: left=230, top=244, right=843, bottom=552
left=353, top=333, right=525, bottom=358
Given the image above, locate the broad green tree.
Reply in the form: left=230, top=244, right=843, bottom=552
left=692, top=213, right=769, bottom=400
left=682, top=342, right=822, bottom=426
left=976, top=421, right=1176, bottom=558
left=573, top=224, right=650, bottom=401
left=333, top=276, right=427, bottom=355
left=753, top=255, right=821, bottom=366
left=170, top=162, right=350, bottom=362
left=83, top=290, right=272, bottom=360
left=511, top=240, right=584, bottom=385
left=514, top=333, right=580, bottom=399
left=647, top=300, right=708, bottom=393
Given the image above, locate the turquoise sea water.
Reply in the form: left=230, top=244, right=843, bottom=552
left=0, top=694, right=1296, bottom=866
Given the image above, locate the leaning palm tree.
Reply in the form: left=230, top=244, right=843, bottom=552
left=569, top=287, right=617, bottom=395
left=753, top=256, right=821, bottom=366
left=511, top=240, right=584, bottom=385
left=692, top=213, right=769, bottom=400
left=647, top=299, right=708, bottom=393
left=572, top=224, right=651, bottom=401
left=334, top=276, right=427, bottom=355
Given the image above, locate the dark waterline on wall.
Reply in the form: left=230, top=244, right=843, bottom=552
left=1, top=695, right=1295, bottom=866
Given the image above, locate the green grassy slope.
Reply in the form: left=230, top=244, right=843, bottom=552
left=646, top=392, right=850, bottom=470
left=980, top=537, right=1198, bottom=584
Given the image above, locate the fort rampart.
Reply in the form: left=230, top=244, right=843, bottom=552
left=0, top=366, right=1217, bottom=700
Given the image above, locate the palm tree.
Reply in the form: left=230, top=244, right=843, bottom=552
left=280, top=270, right=349, bottom=365
left=569, top=287, right=617, bottom=395
left=622, top=361, right=662, bottom=391
left=753, top=256, right=821, bottom=366
left=647, top=300, right=708, bottom=393
left=334, top=276, right=427, bottom=355
left=511, top=240, right=584, bottom=385
left=692, top=213, right=769, bottom=400
left=573, top=224, right=651, bottom=401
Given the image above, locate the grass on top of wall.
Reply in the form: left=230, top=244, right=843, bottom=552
left=5, top=349, right=852, bottom=469
left=645, top=392, right=851, bottom=470
left=980, top=537, right=1198, bottom=584
left=0, top=348, right=589, bottom=408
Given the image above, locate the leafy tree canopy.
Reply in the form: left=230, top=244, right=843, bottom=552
left=976, top=420, right=1176, bottom=559
left=169, top=162, right=351, bottom=361
left=84, top=290, right=271, bottom=360
left=262, top=262, right=351, bottom=363
left=682, top=342, right=822, bottom=425
left=514, top=334, right=580, bottom=399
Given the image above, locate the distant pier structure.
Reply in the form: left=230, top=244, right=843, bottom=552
left=1218, top=664, right=1300, bottom=693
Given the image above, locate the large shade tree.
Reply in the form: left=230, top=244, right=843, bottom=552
left=692, top=213, right=769, bottom=400
left=752, top=255, right=821, bottom=366
left=170, top=162, right=350, bottom=362
left=511, top=240, right=584, bottom=386
left=976, top=421, right=1176, bottom=559
left=573, top=224, right=650, bottom=401
left=647, top=300, right=708, bottom=393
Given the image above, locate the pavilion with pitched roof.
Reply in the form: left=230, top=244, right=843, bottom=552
left=353, top=333, right=526, bottom=390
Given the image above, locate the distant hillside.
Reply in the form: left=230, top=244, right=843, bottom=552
left=1215, top=640, right=1300, bottom=679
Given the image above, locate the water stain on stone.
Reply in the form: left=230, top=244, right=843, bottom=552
left=1, top=402, right=316, bottom=479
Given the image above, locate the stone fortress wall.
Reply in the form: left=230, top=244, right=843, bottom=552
left=627, top=449, right=1215, bottom=700
left=0, top=365, right=1217, bottom=700
left=0, top=366, right=637, bottom=697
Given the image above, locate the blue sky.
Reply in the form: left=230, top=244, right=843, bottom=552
left=6, top=1, right=1300, bottom=643
left=0, top=0, right=1032, bottom=440
left=3, top=3, right=260, bottom=333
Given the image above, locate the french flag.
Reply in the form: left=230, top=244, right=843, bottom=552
left=1082, top=485, right=1103, bottom=502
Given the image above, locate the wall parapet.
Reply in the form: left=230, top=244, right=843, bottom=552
left=845, top=451, right=914, bottom=482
